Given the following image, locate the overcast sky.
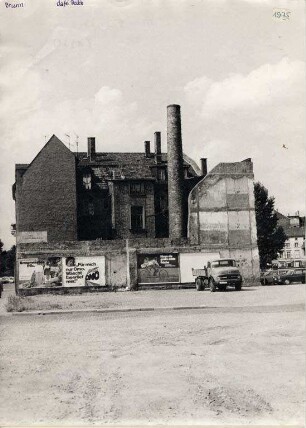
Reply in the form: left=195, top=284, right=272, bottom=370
left=0, top=0, right=304, bottom=248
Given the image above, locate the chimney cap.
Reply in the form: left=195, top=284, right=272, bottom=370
left=167, top=104, right=181, bottom=108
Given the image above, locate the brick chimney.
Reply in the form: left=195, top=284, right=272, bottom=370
left=154, top=132, right=162, bottom=163
left=201, top=158, right=207, bottom=177
left=87, top=137, right=96, bottom=161
left=167, top=104, right=184, bottom=239
left=144, top=141, right=151, bottom=157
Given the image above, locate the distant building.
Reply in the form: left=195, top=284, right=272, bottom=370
left=276, top=212, right=305, bottom=260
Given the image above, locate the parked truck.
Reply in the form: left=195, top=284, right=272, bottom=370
left=192, top=258, right=243, bottom=292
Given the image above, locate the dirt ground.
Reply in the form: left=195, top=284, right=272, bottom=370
left=0, top=284, right=305, bottom=426
left=1, top=281, right=305, bottom=313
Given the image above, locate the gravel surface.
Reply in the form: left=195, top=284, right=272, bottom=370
left=1, top=282, right=305, bottom=313
left=0, top=284, right=305, bottom=426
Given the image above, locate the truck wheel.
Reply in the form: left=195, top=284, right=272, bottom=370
left=218, top=285, right=226, bottom=291
left=201, top=278, right=207, bottom=290
left=195, top=278, right=203, bottom=291
left=235, top=283, right=242, bottom=291
left=209, top=278, right=216, bottom=292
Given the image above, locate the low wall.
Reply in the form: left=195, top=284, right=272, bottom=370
left=16, top=238, right=259, bottom=295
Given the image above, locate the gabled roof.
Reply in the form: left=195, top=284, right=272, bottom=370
left=283, top=225, right=305, bottom=238
left=74, top=151, right=200, bottom=179
left=275, top=211, right=288, bottom=221
left=14, top=136, right=201, bottom=181
left=16, top=135, right=74, bottom=175
left=209, top=159, right=254, bottom=176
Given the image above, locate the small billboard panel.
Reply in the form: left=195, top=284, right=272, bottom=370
left=137, top=253, right=179, bottom=284
left=62, top=256, right=106, bottom=287
left=18, top=257, right=62, bottom=289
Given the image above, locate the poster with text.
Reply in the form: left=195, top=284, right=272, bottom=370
left=137, top=253, right=179, bottom=284
left=63, top=256, right=106, bottom=287
left=18, top=257, right=62, bottom=289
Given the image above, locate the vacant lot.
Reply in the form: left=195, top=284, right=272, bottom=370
left=2, top=282, right=305, bottom=313
left=0, top=285, right=305, bottom=426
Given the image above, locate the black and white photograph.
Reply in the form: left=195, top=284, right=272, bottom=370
left=0, top=0, right=305, bottom=426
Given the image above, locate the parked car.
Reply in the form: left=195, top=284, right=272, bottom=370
left=279, top=269, right=305, bottom=285
left=0, top=276, right=14, bottom=284
left=260, top=270, right=281, bottom=285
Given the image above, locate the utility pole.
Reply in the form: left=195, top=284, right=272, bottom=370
left=126, top=239, right=131, bottom=290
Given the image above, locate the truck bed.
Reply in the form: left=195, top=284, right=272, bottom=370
left=192, top=268, right=207, bottom=277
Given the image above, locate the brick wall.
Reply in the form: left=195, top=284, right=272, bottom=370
left=15, top=135, right=77, bottom=242
left=112, top=181, right=156, bottom=239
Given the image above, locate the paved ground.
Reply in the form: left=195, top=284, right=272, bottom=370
left=0, top=284, right=305, bottom=426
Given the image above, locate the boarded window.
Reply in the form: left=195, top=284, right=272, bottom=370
left=130, top=182, right=145, bottom=194
left=157, top=168, right=166, bottom=181
left=131, top=206, right=144, bottom=230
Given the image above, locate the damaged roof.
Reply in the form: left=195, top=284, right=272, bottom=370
left=75, top=152, right=199, bottom=179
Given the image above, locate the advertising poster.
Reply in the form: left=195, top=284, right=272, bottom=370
left=63, top=256, right=106, bottom=287
left=18, top=258, right=62, bottom=289
left=137, top=253, right=179, bottom=284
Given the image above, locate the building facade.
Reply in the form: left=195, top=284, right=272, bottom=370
left=276, top=212, right=305, bottom=260
left=188, top=159, right=259, bottom=279
left=13, top=133, right=201, bottom=243
left=13, top=105, right=260, bottom=293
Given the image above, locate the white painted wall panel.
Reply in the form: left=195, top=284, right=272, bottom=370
left=180, top=252, right=220, bottom=283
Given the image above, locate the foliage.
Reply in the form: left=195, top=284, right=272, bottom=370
left=0, top=243, right=16, bottom=276
left=5, top=295, right=30, bottom=312
left=254, top=182, right=287, bottom=269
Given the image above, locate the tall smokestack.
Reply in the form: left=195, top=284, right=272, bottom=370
left=87, top=137, right=96, bottom=161
left=144, top=141, right=151, bottom=157
left=167, top=104, right=184, bottom=240
left=154, top=132, right=162, bottom=163
left=201, top=158, right=207, bottom=177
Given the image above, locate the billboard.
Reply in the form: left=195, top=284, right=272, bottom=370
left=137, top=253, right=179, bottom=284
left=18, top=256, right=106, bottom=288
left=62, top=256, right=106, bottom=287
left=18, top=257, right=62, bottom=289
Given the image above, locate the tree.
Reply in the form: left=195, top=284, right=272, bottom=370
left=0, top=241, right=16, bottom=276
left=254, top=182, right=287, bottom=269
left=6, top=245, right=16, bottom=275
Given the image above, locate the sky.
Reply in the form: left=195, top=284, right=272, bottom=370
left=0, top=0, right=305, bottom=249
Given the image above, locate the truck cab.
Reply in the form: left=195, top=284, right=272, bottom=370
left=207, top=259, right=242, bottom=291
left=193, top=258, right=243, bottom=291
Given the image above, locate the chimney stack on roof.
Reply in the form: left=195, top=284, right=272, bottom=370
left=144, top=141, right=151, bottom=158
left=87, top=137, right=96, bottom=161
left=167, top=104, right=185, bottom=240
left=201, top=158, right=207, bottom=177
left=154, top=132, right=162, bottom=163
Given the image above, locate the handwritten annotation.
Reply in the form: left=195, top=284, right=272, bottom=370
left=5, top=2, right=24, bottom=8
left=57, top=0, right=83, bottom=6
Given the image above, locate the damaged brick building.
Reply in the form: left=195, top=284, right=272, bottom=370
left=13, top=104, right=259, bottom=294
